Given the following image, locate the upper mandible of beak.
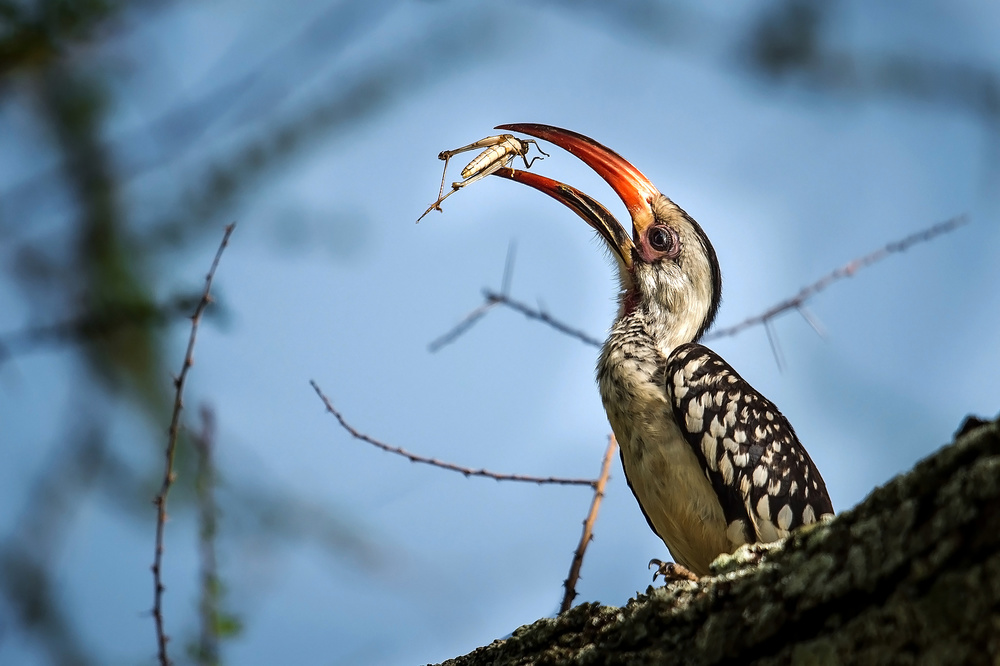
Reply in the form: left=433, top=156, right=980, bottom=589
left=495, top=123, right=661, bottom=241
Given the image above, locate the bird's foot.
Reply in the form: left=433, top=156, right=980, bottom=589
left=648, top=558, right=698, bottom=582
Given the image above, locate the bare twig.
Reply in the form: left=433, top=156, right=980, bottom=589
left=431, top=289, right=603, bottom=352
left=763, top=318, right=785, bottom=372
left=152, top=224, right=235, bottom=666
left=432, top=215, right=966, bottom=350
left=428, top=242, right=520, bottom=352
left=703, top=215, right=968, bottom=340
left=427, top=299, right=503, bottom=353
left=486, top=291, right=605, bottom=348
left=561, top=434, right=617, bottom=613
left=310, top=380, right=597, bottom=487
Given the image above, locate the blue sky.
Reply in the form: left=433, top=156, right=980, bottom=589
left=2, top=1, right=999, bottom=664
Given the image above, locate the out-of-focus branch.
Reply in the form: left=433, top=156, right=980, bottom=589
left=139, top=15, right=501, bottom=253
left=432, top=216, right=967, bottom=351
left=0, top=2, right=397, bottom=234
left=193, top=405, right=219, bottom=665
left=534, top=2, right=1000, bottom=126
left=428, top=298, right=505, bottom=353
left=561, top=435, right=617, bottom=613
left=191, top=405, right=232, bottom=665
left=703, top=215, right=968, bottom=340
left=152, top=224, right=234, bottom=666
left=190, top=404, right=243, bottom=665
left=429, top=242, right=601, bottom=352
left=746, top=2, right=1000, bottom=123
left=0, top=293, right=208, bottom=365
left=0, top=0, right=141, bottom=79
left=0, top=428, right=108, bottom=666
left=311, top=380, right=597, bottom=488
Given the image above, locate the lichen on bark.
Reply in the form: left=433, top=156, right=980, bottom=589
left=438, top=414, right=1000, bottom=666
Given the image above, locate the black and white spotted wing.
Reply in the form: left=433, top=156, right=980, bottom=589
left=664, top=343, right=834, bottom=547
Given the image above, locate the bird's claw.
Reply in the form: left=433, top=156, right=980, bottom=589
left=648, top=558, right=698, bottom=582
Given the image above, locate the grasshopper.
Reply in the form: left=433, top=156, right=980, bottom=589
left=416, top=134, right=549, bottom=222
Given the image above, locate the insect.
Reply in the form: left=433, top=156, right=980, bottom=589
left=416, top=134, right=549, bottom=223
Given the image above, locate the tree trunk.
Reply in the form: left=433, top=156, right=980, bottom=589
left=440, top=414, right=1000, bottom=665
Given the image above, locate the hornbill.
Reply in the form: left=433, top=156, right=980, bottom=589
left=491, top=123, right=834, bottom=577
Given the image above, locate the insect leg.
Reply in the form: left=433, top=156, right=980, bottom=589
left=450, top=156, right=511, bottom=192
left=437, top=135, right=513, bottom=162
left=435, top=135, right=514, bottom=204
left=416, top=186, right=462, bottom=223
left=436, top=152, right=453, bottom=205
left=419, top=134, right=528, bottom=223
left=518, top=139, right=550, bottom=169
left=416, top=156, right=511, bottom=223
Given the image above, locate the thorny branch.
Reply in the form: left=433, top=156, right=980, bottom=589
left=428, top=241, right=524, bottom=352
left=152, top=224, right=235, bottom=666
left=431, top=215, right=968, bottom=352
left=703, top=215, right=968, bottom=340
left=561, top=435, right=617, bottom=613
left=310, top=380, right=597, bottom=488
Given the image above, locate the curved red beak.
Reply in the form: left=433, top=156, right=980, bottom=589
left=491, top=123, right=661, bottom=269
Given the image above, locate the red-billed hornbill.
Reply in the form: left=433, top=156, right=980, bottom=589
left=491, top=123, right=834, bottom=577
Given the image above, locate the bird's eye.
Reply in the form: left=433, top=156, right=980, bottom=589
left=648, top=225, right=678, bottom=255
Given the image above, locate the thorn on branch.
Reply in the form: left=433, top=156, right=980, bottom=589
left=501, top=241, right=516, bottom=297
left=764, top=319, right=785, bottom=372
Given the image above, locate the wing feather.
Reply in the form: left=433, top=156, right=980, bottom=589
left=664, top=343, right=834, bottom=548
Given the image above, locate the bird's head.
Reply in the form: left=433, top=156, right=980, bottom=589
left=493, top=124, right=721, bottom=346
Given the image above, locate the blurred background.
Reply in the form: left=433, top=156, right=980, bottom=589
left=1, top=1, right=998, bottom=664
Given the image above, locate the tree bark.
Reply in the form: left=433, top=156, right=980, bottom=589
left=439, top=414, right=1000, bottom=666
